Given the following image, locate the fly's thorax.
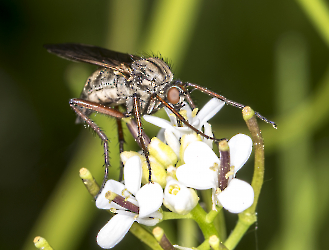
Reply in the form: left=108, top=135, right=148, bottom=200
left=80, top=67, right=129, bottom=105
left=130, top=57, right=174, bottom=93
left=124, top=57, right=174, bottom=115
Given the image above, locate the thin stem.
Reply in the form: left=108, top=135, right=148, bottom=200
left=243, top=107, right=264, bottom=211
left=224, top=107, right=263, bottom=249
left=190, top=204, right=219, bottom=241
left=162, top=211, right=193, bottom=220
left=206, top=209, right=221, bottom=224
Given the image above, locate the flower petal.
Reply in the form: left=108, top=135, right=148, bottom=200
left=176, top=163, right=216, bottom=189
left=156, top=128, right=166, bottom=142
left=124, top=156, right=142, bottom=195
left=164, top=129, right=180, bottom=158
left=228, top=134, right=252, bottom=173
left=216, top=178, right=254, bottom=213
left=183, top=141, right=219, bottom=166
left=143, top=115, right=181, bottom=138
left=164, top=107, right=178, bottom=125
left=136, top=211, right=163, bottom=226
left=96, top=214, right=135, bottom=249
left=96, top=180, right=127, bottom=210
left=195, top=98, right=225, bottom=126
left=202, top=122, right=213, bottom=149
left=136, top=182, right=163, bottom=218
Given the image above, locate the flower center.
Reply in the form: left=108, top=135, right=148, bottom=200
left=191, top=108, right=198, bottom=117
left=168, top=184, right=181, bottom=195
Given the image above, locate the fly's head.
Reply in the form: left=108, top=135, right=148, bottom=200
left=164, top=82, right=186, bottom=110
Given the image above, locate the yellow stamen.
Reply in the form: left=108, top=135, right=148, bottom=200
left=105, top=191, right=117, bottom=202
left=225, top=166, right=235, bottom=179
left=168, top=184, right=180, bottom=195
left=192, top=108, right=199, bottom=118
left=210, top=162, right=219, bottom=171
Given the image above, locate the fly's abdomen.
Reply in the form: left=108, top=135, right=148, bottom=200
left=80, top=67, right=129, bottom=105
left=75, top=67, right=130, bottom=124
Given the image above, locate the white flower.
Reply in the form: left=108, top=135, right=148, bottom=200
left=144, top=98, right=225, bottom=147
left=163, top=178, right=199, bottom=215
left=96, top=156, right=163, bottom=249
left=176, top=134, right=254, bottom=213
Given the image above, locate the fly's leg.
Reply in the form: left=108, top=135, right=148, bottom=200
left=116, top=117, right=125, bottom=182
left=132, top=94, right=153, bottom=183
left=185, top=82, right=277, bottom=128
left=154, top=94, right=223, bottom=142
left=115, top=116, right=151, bottom=181
left=177, top=83, right=196, bottom=110
left=125, top=119, right=151, bottom=148
left=69, top=98, right=126, bottom=193
left=114, top=106, right=125, bottom=182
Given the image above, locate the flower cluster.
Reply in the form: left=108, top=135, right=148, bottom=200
left=95, top=98, right=255, bottom=249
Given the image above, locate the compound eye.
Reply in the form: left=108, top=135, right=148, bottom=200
left=167, top=87, right=180, bottom=104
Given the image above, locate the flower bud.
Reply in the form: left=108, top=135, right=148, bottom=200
left=148, top=137, right=178, bottom=167
left=121, top=151, right=167, bottom=188
left=163, top=179, right=198, bottom=215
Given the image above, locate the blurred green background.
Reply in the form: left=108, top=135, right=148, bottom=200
left=1, top=0, right=329, bottom=249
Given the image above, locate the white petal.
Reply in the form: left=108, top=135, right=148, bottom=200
left=136, top=182, right=163, bottom=218
left=228, top=134, right=252, bottom=173
left=202, top=122, right=213, bottom=149
left=156, top=128, right=166, bottom=142
left=96, top=214, right=135, bottom=249
left=164, top=107, right=178, bottom=125
left=216, top=179, right=254, bottom=213
left=176, top=163, right=216, bottom=189
left=164, top=129, right=180, bottom=157
left=136, top=211, right=163, bottom=226
left=96, top=180, right=126, bottom=210
left=124, top=156, right=142, bottom=195
left=195, top=98, right=225, bottom=126
left=143, top=115, right=173, bottom=129
left=144, top=115, right=182, bottom=138
left=184, top=141, right=219, bottom=167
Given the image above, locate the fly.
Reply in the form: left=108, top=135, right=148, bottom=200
left=44, top=43, right=276, bottom=190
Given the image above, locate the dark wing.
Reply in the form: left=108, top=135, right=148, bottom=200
left=44, top=43, right=141, bottom=76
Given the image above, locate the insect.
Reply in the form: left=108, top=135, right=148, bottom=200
left=44, top=43, right=276, bottom=189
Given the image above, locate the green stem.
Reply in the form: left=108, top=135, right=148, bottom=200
left=243, top=108, right=264, bottom=212
left=191, top=204, right=219, bottom=241
left=162, top=211, right=192, bottom=220
left=224, top=108, right=263, bottom=249
left=205, top=209, right=221, bottom=224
